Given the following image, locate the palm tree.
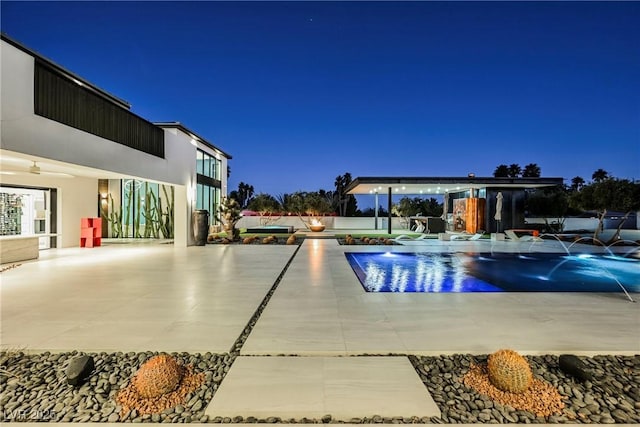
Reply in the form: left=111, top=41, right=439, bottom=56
left=570, top=176, right=585, bottom=192
left=508, top=164, right=522, bottom=178
left=591, top=169, right=609, bottom=183
left=334, top=175, right=346, bottom=215
left=334, top=172, right=355, bottom=216
left=522, top=163, right=541, bottom=178
left=493, top=164, right=509, bottom=177
left=235, top=182, right=254, bottom=209
left=342, top=172, right=355, bottom=216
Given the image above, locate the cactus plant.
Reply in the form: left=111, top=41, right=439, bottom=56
left=159, top=185, right=174, bottom=239
left=487, top=349, right=533, bottom=393
left=123, top=182, right=134, bottom=237
left=131, top=355, right=184, bottom=399
left=134, top=185, right=142, bottom=238
left=101, top=194, right=122, bottom=238
left=142, top=183, right=160, bottom=238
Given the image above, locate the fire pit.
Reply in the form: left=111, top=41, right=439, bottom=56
left=309, top=219, right=325, bottom=232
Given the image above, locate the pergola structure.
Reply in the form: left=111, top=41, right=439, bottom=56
left=345, top=176, right=564, bottom=234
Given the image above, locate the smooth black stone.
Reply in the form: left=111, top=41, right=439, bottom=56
left=559, top=354, right=593, bottom=382
left=65, top=355, right=95, bottom=386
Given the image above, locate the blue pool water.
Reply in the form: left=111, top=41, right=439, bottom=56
left=345, top=252, right=640, bottom=293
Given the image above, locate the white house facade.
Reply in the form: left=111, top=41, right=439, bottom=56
left=0, top=34, right=231, bottom=253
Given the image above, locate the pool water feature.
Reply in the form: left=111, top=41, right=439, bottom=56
left=345, top=252, right=640, bottom=294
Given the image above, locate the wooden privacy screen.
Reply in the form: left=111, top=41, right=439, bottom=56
left=465, top=198, right=486, bottom=234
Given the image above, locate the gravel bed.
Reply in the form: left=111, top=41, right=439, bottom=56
left=206, top=235, right=303, bottom=245
left=0, top=351, right=231, bottom=423
left=2, top=351, right=638, bottom=423
left=337, top=238, right=400, bottom=246
left=411, top=354, right=640, bottom=424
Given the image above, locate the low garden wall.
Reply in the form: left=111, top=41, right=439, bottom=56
left=235, top=215, right=406, bottom=231
left=527, top=215, right=639, bottom=232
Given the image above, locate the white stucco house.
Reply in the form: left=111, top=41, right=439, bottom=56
left=0, top=34, right=231, bottom=254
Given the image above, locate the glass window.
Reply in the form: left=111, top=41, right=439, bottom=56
left=116, top=179, right=172, bottom=239
left=138, top=181, right=147, bottom=227
left=196, top=151, right=204, bottom=175
left=215, top=158, right=221, bottom=180
left=204, top=186, right=210, bottom=214
left=197, top=184, right=204, bottom=210
left=122, top=179, right=135, bottom=237
left=213, top=187, right=220, bottom=224
left=196, top=149, right=224, bottom=180
left=204, top=154, right=211, bottom=179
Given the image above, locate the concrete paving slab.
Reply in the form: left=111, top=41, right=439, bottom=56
left=205, top=356, right=441, bottom=420
left=0, top=244, right=295, bottom=353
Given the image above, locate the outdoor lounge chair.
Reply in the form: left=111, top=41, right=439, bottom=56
left=393, top=234, right=437, bottom=246
left=504, top=229, right=542, bottom=242
left=450, top=232, right=485, bottom=241
left=393, top=233, right=429, bottom=242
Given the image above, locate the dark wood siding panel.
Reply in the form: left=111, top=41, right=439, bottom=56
left=34, top=61, right=164, bottom=158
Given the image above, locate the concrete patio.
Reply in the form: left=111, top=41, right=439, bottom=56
left=1, top=236, right=638, bottom=421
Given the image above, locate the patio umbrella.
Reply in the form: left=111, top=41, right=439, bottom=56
left=441, top=193, right=449, bottom=221
left=494, top=192, right=503, bottom=232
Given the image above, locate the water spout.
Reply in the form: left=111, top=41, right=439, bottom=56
left=537, top=233, right=571, bottom=255
left=544, top=254, right=635, bottom=303
left=606, top=240, right=640, bottom=258
left=567, top=237, right=616, bottom=256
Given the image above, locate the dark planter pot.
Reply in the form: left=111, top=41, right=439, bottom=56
left=192, top=210, right=209, bottom=246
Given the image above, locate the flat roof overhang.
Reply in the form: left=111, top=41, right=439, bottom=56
left=0, top=149, right=173, bottom=184
left=154, top=122, right=233, bottom=160
left=346, top=176, right=564, bottom=195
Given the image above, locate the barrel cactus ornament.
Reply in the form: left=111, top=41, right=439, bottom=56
left=487, top=349, right=533, bottom=393
left=132, top=355, right=184, bottom=398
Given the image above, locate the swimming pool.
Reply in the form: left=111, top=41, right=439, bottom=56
left=345, top=252, right=640, bottom=293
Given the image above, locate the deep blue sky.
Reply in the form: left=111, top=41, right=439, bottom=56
left=2, top=1, right=639, bottom=198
